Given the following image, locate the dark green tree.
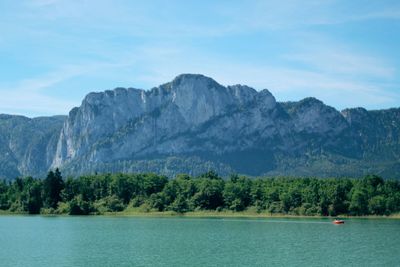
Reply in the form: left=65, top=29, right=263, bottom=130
left=110, top=174, right=136, bottom=204
left=27, top=180, right=43, bottom=214
left=192, top=178, right=224, bottom=210
left=43, top=168, right=64, bottom=209
left=368, top=195, right=387, bottom=215
left=223, top=176, right=252, bottom=211
left=349, top=189, right=368, bottom=215
left=143, top=173, right=168, bottom=196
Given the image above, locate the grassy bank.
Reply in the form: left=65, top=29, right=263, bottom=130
left=102, top=208, right=400, bottom=219
left=0, top=210, right=21, bottom=215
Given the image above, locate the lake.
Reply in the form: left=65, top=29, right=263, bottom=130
left=0, top=216, right=399, bottom=266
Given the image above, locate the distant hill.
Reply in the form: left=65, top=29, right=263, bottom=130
left=1, top=74, right=400, bottom=179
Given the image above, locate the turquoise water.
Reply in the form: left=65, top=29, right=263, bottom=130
left=0, top=216, right=399, bottom=266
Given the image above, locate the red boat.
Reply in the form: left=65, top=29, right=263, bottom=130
left=333, top=219, right=345, bottom=224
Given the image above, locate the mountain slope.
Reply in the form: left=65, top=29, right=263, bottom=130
left=1, top=74, right=399, bottom=179
left=0, top=115, right=66, bottom=179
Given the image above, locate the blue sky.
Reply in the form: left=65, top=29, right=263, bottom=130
left=0, top=0, right=399, bottom=117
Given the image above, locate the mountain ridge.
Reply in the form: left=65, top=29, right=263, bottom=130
left=1, top=74, right=399, bottom=179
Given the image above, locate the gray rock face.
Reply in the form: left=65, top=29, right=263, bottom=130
left=1, top=74, right=400, bottom=179
left=51, top=74, right=279, bottom=172
left=0, top=115, right=66, bottom=179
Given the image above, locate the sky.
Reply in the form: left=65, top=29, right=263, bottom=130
left=0, top=0, right=400, bottom=117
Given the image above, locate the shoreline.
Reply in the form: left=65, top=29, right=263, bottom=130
left=107, top=210, right=400, bottom=219
left=1, top=209, right=399, bottom=219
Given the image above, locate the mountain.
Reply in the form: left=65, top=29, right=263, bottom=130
left=0, top=115, right=66, bottom=179
left=1, top=74, right=400, bottom=179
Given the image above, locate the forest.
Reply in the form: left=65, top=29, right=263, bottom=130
left=0, top=169, right=399, bottom=216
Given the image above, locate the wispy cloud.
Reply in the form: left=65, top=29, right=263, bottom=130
left=0, top=60, right=136, bottom=116
left=211, top=64, right=399, bottom=110
left=0, top=90, right=75, bottom=116
left=310, top=8, right=400, bottom=25
left=29, top=0, right=61, bottom=7
left=212, top=0, right=400, bottom=32
left=123, top=41, right=399, bottom=111
left=0, top=66, right=85, bottom=116
left=282, top=38, right=396, bottom=79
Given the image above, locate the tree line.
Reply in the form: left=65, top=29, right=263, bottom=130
left=0, top=169, right=399, bottom=216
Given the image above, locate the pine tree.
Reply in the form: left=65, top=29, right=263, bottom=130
left=43, top=168, right=64, bottom=209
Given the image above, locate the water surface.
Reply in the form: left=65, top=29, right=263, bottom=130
left=0, top=216, right=399, bottom=266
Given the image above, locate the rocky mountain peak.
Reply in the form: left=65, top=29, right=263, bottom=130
left=171, top=73, right=220, bottom=88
